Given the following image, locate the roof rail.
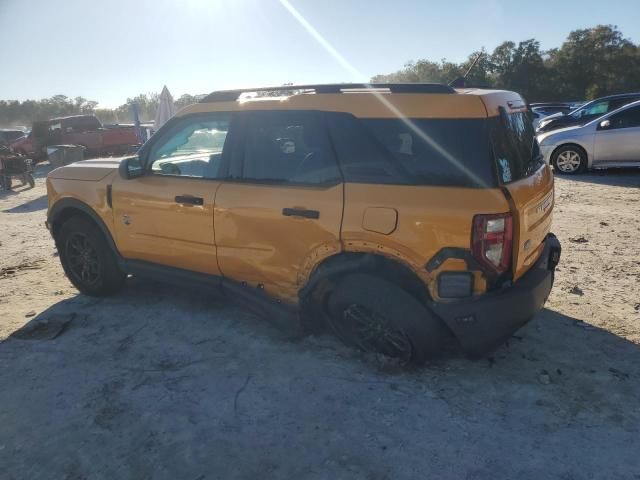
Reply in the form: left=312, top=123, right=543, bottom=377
left=200, top=83, right=456, bottom=103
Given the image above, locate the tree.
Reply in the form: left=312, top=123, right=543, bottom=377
left=547, top=25, right=640, bottom=100
left=370, top=25, right=639, bottom=102
left=489, top=39, right=546, bottom=100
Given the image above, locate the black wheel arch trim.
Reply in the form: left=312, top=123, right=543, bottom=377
left=48, top=198, right=122, bottom=260
left=299, top=252, right=431, bottom=306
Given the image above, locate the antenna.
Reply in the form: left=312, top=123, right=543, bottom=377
left=448, top=50, right=485, bottom=88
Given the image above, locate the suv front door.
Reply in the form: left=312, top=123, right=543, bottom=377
left=111, top=113, right=232, bottom=275
left=213, top=110, right=344, bottom=303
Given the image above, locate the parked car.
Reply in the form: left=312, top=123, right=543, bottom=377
left=30, top=114, right=140, bottom=161
left=538, top=99, right=640, bottom=174
left=45, top=83, right=561, bottom=363
left=537, top=93, right=640, bottom=133
left=0, top=129, right=26, bottom=146
left=9, top=131, right=34, bottom=157
left=531, top=105, right=573, bottom=129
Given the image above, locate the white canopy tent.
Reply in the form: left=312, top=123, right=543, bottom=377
left=154, top=86, right=176, bottom=131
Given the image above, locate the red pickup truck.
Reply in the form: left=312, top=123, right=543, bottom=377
left=11, top=115, right=140, bottom=160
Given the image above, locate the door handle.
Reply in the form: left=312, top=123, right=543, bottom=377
left=282, top=207, right=320, bottom=219
left=175, top=195, right=204, bottom=206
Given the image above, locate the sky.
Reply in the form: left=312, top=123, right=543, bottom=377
left=1, top=0, right=639, bottom=108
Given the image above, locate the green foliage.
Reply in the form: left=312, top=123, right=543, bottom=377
left=0, top=91, right=204, bottom=129
left=372, top=25, right=639, bottom=102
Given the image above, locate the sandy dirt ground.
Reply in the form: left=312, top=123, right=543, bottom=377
left=1, top=163, right=639, bottom=479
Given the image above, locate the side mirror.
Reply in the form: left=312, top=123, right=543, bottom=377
left=119, top=156, right=144, bottom=180
left=599, top=119, right=611, bottom=130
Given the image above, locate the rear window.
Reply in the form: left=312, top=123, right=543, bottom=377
left=63, top=116, right=101, bottom=131
left=491, top=109, right=542, bottom=183
left=3, top=131, right=24, bottom=141
left=327, top=113, right=497, bottom=188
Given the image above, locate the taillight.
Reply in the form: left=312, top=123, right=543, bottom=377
left=471, top=213, right=513, bottom=274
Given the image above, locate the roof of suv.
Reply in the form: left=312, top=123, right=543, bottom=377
left=179, top=83, right=524, bottom=120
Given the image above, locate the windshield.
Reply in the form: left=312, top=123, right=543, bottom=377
left=569, top=97, right=638, bottom=122
left=570, top=100, right=608, bottom=120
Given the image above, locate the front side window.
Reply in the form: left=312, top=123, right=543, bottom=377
left=231, top=111, right=340, bottom=185
left=148, top=113, right=231, bottom=179
left=607, top=105, right=640, bottom=129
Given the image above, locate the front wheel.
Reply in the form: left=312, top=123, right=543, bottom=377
left=56, top=216, right=125, bottom=296
left=552, top=146, right=586, bottom=175
left=326, top=274, right=448, bottom=365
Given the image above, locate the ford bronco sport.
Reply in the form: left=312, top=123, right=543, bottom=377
left=46, top=83, right=561, bottom=363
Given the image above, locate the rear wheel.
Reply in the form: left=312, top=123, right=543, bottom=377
left=56, top=216, right=125, bottom=296
left=552, top=145, right=586, bottom=174
left=325, top=274, right=448, bottom=365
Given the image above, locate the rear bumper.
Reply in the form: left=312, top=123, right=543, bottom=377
left=431, top=233, right=561, bottom=357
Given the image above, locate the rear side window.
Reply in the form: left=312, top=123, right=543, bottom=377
left=63, top=116, right=101, bottom=132
left=491, top=109, right=542, bottom=183
left=327, top=113, right=497, bottom=188
left=608, top=105, right=640, bottom=129
left=230, top=111, right=341, bottom=185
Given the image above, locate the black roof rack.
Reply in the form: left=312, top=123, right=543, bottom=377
left=200, top=83, right=456, bottom=103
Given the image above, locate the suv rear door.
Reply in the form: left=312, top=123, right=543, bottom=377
left=213, top=110, right=343, bottom=303
left=493, top=107, right=554, bottom=280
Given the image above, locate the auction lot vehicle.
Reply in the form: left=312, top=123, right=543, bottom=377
left=539, top=100, right=640, bottom=174
left=8, top=131, right=34, bottom=156
left=46, top=84, right=561, bottom=363
left=0, top=129, right=26, bottom=145
left=0, top=146, right=34, bottom=190
left=30, top=114, right=140, bottom=161
left=530, top=104, right=573, bottom=129
left=536, top=92, right=640, bottom=133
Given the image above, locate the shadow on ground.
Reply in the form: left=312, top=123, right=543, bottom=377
left=32, top=161, right=54, bottom=179
left=561, top=167, right=640, bottom=187
left=0, top=162, right=51, bottom=199
left=2, top=194, right=47, bottom=213
left=1, top=279, right=639, bottom=479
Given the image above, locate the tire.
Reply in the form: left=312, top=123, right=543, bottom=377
left=56, top=216, right=125, bottom=296
left=552, top=145, right=586, bottom=175
left=326, top=273, right=448, bottom=365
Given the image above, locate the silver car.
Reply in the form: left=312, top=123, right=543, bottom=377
left=537, top=100, right=640, bottom=174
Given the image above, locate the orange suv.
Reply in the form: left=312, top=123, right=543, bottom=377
left=46, top=83, right=561, bottom=363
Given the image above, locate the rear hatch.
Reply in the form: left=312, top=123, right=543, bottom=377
left=491, top=102, right=554, bottom=281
